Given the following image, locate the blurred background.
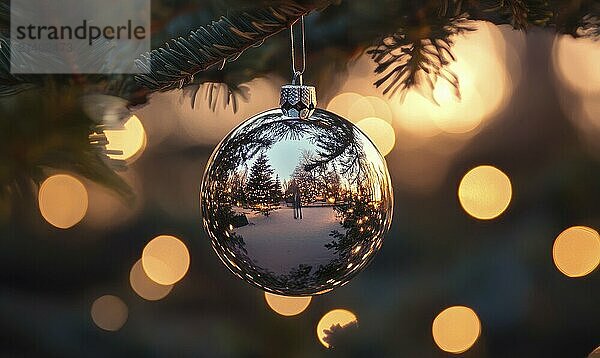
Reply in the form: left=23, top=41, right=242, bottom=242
left=1, top=2, right=600, bottom=357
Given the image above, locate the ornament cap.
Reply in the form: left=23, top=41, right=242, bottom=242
left=280, top=84, right=317, bottom=119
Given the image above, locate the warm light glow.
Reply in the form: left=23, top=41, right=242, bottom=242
left=458, top=165, right=512, bottom=220
left=553, top=226, right=600, bottom=278
left=91, top=295, right=128, bottom=331
left=553, top=36, right=600, bottom=94
left=264, top=292, right=312, bottom=316
left=177, top=78, right=280, bottom=145
left=347, top=96, right=393, bottom=123
left=130, top=259, right=173, bottom=301
left=589, top=346, right=600, bottom=357
left=142, top=235, right=190, bottom=285
left=104, top=115, right=147, bottom=162
left=356, top=117, right=396, bottom=156
left=316, top=309, right=358, bottom=348
left=390, top=22, right=512, bottom=136
left=38, top=174, right=88, bottom=229
left=326, top=92, right=365, bottom=122
left=432, top=306, right=481, bottom=354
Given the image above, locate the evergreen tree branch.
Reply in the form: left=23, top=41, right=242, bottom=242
left=134, top=2, right=328, bottom=91
left=367, top=16, right=474, bottom=102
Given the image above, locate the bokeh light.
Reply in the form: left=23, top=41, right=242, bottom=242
left=356, top=117, right=396, bottom=156
left=316, top=309, right=358, bottom=348
left=142, top=235, right=190, bottom=285
left=104, top=115, right=147, bottom=162
left=177, top=78, right=280, bottom=145
left=130, top=259, right=173, bottom=301
left=390, top=22, right=514, bottom=136
left=458, top=165, right=512, bottom=220
left=553, top=35, right=600, bottom=94
left=432, top=306, right=481, bottom=354
left=326, top=92, right=365, bottom=122
left=38, top=174, right=88, bottom=229
left=90, top=295, right=128, bottom=331
left=349, top=96, right=393, bottom=124
left=553, top=226, right=600, bottom=278
left=264, top=292, right=312, bottom=316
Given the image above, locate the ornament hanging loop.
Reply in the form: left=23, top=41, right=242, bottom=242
left=290, top=16, right=306, bottom=78
left=280, top=15, right=316, bottom=119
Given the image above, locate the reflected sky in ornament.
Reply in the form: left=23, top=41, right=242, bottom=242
left=201, top=108, right=393, bottom=295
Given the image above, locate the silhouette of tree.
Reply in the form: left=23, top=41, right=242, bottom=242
left=246, top=152, right=279, bottom=215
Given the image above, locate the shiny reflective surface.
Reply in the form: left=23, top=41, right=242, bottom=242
left=201, top=109, right=393, bottom=296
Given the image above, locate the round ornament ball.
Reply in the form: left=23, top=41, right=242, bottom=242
left=201, top=86, right=393, bottom=296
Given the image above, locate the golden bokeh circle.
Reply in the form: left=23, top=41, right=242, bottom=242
left=553, top=226, right=600, bottom=278
left=104, top=115, right=147, bottom=162
left=326, top=92, right=365, bottom=121
left=458, top=165, right=512, bottom=220
left=432, top=306, right=481, bottom=354
left=38, top=174, right=88, bottom=229
left=130, top=259, right=173, bottom=301
left=264, top=292, right=312, bottom=316
left=91, top=295, right=128, bottom=332
left=142, top=235, right=190, bottom=285
left=356, top=117, right=396, bottom=156
left=316, top=309, right=358, bottom=348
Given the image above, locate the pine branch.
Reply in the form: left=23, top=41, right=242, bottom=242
left=367, top=16, right=475, bottom=102
left=134, top=3, right=320, bottom=91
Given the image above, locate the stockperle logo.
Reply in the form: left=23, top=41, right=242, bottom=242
left=10, top=0, right=150, bottom=74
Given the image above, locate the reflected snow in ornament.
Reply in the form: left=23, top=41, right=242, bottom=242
left=201, top=109, right=393, bottom=296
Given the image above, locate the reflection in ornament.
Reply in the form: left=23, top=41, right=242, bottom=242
left=201, top=109, right=393, bottom=296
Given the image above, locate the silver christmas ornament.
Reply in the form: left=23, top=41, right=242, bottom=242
left=200, top=15, right=393, bottom=296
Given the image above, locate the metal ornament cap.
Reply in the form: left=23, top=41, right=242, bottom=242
left=280, top=84, right=317, bottom=119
